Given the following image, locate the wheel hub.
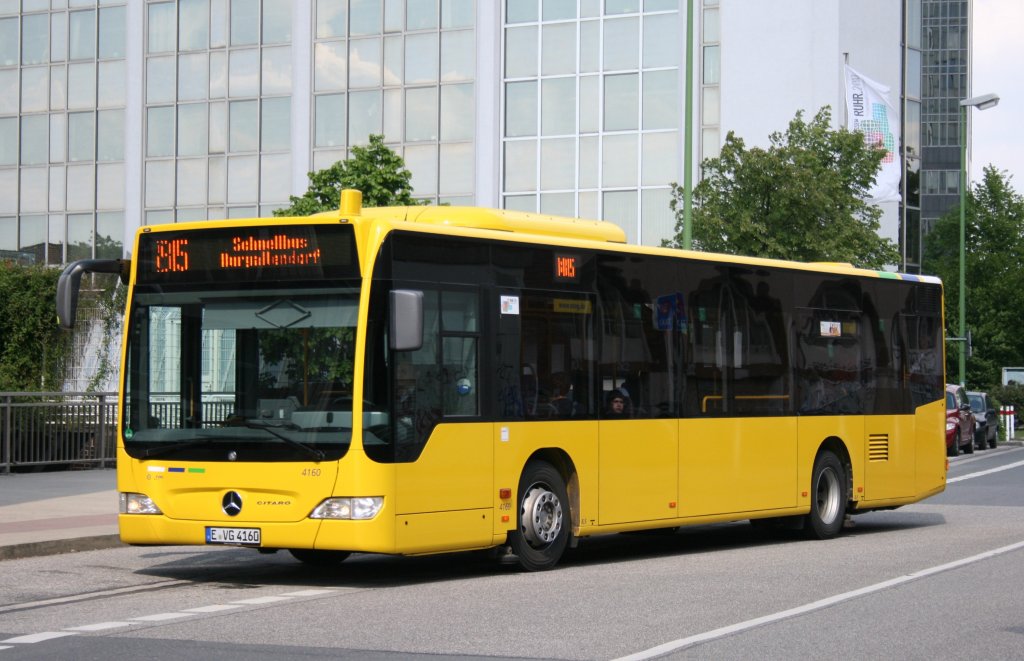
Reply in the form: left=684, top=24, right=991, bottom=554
left=521, top=485, right=563, bottom=547
left=815, top=467, right=841, bottom=525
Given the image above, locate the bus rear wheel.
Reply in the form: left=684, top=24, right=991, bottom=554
left=288, top=549, right=351, bottom=565
left=509, top=461, right=570, bottom=571
left=805, top=451, right=847, bottom=540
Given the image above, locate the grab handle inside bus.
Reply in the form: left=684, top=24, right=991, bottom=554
left=389, top=289, right=423, bottom=351
left=56, top=258, right=129, bottom=330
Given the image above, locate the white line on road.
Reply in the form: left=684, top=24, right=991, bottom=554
left=0, top=579, right=190, bottom=615
left=65, top=622, right=134, bottom=632
left=183, top=604, right=245, bottom=613
left=615, top=539, right=1024, bottom=661
left=229, top=596, right=293, bottom=605
left=947, top=458, right=1024, bottom=483
left=130, top=612, right=196, bottom=622
left=1, top=632, right=78, bottom=644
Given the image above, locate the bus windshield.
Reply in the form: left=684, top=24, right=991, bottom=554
left=122, top=286, right=368, bottom=462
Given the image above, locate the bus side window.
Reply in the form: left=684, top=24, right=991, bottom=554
left=730, top=274, right=790, bottom=416
left=688, top=282, right=725, bottom=415
left=596, top=256, right=679, bottom=419
left=391, top=290, right=442, bottom=459
left=519, top=291, right=595, bottom=420
left=387, top=288, right=481, bottom=459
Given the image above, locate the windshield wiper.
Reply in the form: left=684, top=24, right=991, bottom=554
left=241, top=421, right=326, bottom=462
left=140, top=436, right=221, bottom=459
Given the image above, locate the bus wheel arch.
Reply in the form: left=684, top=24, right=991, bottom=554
left=806, top=437, right=852, bottom=539
left=509, top=450, right=576, bottom=571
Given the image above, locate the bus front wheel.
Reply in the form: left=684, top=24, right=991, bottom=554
left=510, top=460, right=570, bottom=571
left=806, top=451, right=847, bottom=540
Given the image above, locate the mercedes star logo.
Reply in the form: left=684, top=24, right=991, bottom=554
left=222, top=491, right=243, bottom=516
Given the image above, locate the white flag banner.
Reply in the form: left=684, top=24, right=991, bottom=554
left=844, top=65, right=901, bottom=204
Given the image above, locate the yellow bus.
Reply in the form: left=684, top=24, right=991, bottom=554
left=57, top=190, right=947, bottom=571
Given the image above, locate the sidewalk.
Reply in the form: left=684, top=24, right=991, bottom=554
left=0, top=469, right=121, bottom=561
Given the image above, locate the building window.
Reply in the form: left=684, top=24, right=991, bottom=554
left=501, top=2, right=680, bottom=241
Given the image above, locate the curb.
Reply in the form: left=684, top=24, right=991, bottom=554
left=0, top=535, right=123, bottom=562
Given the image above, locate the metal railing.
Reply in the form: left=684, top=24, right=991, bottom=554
left=1, top=392, right=117, bottom=473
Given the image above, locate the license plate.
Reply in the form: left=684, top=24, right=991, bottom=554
left=206, top=527, right=261, bottom=546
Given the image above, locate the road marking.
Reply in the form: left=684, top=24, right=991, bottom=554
left=1, top=586, right=337, bottom=649
left=0, top=579, right=190, bottom=614
left=229, top=596, right=292, bottom=605
left=130, top=612, right=195, bottom=622
left=281, top=589, right=337, bottom=597
left=65, top=622, right=133, bottom=632
left=183, top=604, right=244, bottom=613
left=615, top=539, right=1024, bottom=661
left=1, top=632, right=78, bottom=644
left=948, top=458, right=1024, bottom=483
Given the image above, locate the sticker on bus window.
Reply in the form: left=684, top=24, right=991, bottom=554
left=501, top=296, right=520, bottom=315
left=554, top=299, right=592, bottom=314
left=820, top=321, right=842, bottom=337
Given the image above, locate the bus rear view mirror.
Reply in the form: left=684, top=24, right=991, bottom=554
left=389, top=289, right=423, bottom=351
left=56, top=258, right=129, bottom=329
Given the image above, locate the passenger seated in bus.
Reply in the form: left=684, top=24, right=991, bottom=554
left=546, top=372, right=579, bottom=418
left=604, top=389, right=631, bottom=418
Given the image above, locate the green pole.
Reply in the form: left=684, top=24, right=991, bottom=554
left=958, top=105, right=967, bottom=387
left=682, top=0, right=694, bottom=249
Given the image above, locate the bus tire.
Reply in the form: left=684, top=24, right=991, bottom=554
left=510, top=460, right=570, bottom=571
left=288, top=549, right=351, bottom=565
left=805, top=451, right=846, bottom=540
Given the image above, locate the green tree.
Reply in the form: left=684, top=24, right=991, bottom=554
left=269, top=135, right=424, bottom=393
left=274, top=134, right=424, bottom=216
left=923, top=166, right=1024, bottom=389
left=0, top=263, right=71, bottom=390
left=667, top=107, right=900, bottom=269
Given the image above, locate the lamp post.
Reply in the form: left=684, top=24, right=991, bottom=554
left=957, top=93, right=999, bottom=386
left=682, top=0, right=694, bottom=249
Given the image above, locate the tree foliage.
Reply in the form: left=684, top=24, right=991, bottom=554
left=923, top=166, right=1024, bottom=389
left=667, top=107, right=900, bottom=269
left=268, top=135, right=423, bottom=392
left=0, top=263, right=70, bottom=391
left=274, top=134, right=424, bottom=216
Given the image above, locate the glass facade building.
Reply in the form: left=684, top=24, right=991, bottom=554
left=1, top=0, right=128, bottom=266
left=919, top=0, right=969, bottom=241
left=0, top=0, right=969, bottom=269
left=903, top=0, right=923, bottom=272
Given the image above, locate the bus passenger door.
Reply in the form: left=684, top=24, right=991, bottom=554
left=388, top=288, right=494, bottom=552
left=679, top=276, right=797, bottom=517
left=595, top=267, right=680, bottom=525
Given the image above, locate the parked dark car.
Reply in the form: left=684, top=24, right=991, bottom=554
left=967, top=390, right=998, bottom=449
left=946, top=384, right=975, bottom=456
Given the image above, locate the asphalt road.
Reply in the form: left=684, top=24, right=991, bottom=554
left=2, top=446, right=1023, bottom=660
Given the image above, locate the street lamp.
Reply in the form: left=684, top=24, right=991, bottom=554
left=682, top=0, right=694, bottom=249
left=957, top=93, right=1000, bottom=386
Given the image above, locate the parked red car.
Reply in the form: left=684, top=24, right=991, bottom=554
left=946, top=384, right=975, bottom=456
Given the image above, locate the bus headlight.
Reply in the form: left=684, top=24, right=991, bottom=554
left=310, top=497, right=383, bottom=520
left=119, top=492, right=162, bottom=515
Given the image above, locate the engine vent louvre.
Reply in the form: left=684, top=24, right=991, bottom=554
left=868, top=434, right=889, bottom=462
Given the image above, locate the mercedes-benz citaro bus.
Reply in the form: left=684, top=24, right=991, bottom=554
left=56, top=190, right=947, bottom=571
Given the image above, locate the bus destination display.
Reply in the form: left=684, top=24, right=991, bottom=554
left=137, top=225, right=357, bottom=284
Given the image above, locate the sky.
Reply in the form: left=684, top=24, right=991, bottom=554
left=969, top=0, right=1023, bottom=186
